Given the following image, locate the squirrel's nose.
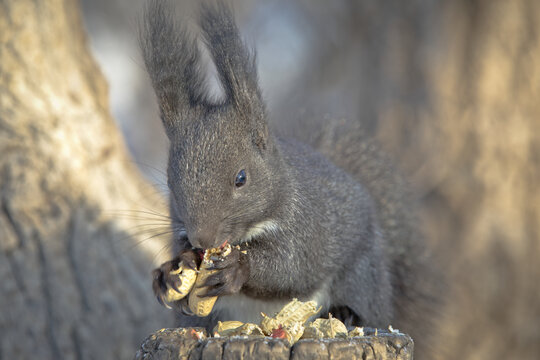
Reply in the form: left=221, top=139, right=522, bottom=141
left=189, top=228, right=216, bottom=250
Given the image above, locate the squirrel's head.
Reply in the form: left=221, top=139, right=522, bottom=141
left=141, top=1, right=282, bottom=249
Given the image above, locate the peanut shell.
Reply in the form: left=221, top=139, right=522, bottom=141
left=260, top=314, right=282, bottom=335
left=261, top=298, right=320, bottom=334
left=302, top=316, right=348, bottom=339
left=274, top=298, right=321, bottom=326
left=213, top=321, right=264, bottom=337
left=188, top=244, right=232, bottom=316
left=163, top=262, right=197, bottom=303
left=285, top=322, right=305, bottom=343
left=348, top=327, right=365, bottom=337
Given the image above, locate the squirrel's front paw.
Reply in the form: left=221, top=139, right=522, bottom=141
left=199, top=247, right=249, bottom=297
left=152, top=249, right=201, bottom=309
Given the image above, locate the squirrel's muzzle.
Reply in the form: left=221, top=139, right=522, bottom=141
left=189, top=227, right=218, bottom=250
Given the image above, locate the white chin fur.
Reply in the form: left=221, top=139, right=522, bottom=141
left=238, top=220, right=280, bottom=245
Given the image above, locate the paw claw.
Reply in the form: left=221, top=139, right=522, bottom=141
left=180, top=249, right=201, bottom=270
left=152, top=250, right=199, bottom=309
left=199, top=287, right=224, bottom=298
left=201, top=273, right=223, bottom=288
left=170, top=279, right=182, bottom=293
left=156, top=294, right=172, bottom=309
left=181, top=304, right=194, bottom=316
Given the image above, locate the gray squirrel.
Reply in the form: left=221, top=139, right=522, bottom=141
left=140, top=0, right=440, bottom=353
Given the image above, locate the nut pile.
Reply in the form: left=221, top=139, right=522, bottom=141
left=212, top=298, right=368, bottom=345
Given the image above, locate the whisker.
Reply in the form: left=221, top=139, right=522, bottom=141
left=114, top=229, right=167, bottom=245
left=124, top=230, right=176, bottom=252
left=124, top=227, right=174, bottom=239
left=153, top=243, right=174, bottom=263
left=130, top=161, right=168, bottom=178
left=106, top=209, right=172, bottom=220
left=125, top=223, right=173, bottom=230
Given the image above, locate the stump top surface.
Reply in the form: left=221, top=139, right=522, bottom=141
left=134, top=327, right=413, bottom=360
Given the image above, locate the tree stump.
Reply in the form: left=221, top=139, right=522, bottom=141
left=134, top=328, right=413, bottom=360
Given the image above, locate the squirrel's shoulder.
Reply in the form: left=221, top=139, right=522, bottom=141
left=274, top=136, right=372, bottom=205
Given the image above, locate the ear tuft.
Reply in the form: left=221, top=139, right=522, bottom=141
left=253, top=128, right=268, bottom=151
left=139, top=0, right=205, bottom=134
left=199, top=3, right=262, bottom=112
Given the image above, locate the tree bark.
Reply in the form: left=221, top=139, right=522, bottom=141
left=0, top=0, right=172, bottom=359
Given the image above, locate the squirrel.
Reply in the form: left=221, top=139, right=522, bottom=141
left=140, top=0, right=440, bottom=353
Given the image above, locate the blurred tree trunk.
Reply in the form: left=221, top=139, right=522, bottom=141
left=0, top=0, right=172, bottom=359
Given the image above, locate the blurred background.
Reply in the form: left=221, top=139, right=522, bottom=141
left=80, top=0, right=540, bottom=358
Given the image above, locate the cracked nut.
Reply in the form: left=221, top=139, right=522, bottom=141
left=163, top=261, right=197, bottom=303
left=213, top=321, right=265, bottom=337
left=261, top=298, right=320, bottom=335
left=302, top=315, right=348, bottom=339
left=188, top=244, right=232, bottom=316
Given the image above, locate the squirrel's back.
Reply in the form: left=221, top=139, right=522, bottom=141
left=310, top=119, right=443, bottom=354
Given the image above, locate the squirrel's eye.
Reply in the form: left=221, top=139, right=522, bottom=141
left=235, top=169, right=247, bottom=187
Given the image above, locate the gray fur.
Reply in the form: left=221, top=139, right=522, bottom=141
left=140, top=0, right=439, bottom=351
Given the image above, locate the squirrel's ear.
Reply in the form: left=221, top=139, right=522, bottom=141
left=200, top=4, right=264, bottom=115
left=140, top=0, right=204, bottom=136
left=200, top=4, right=268, bottom=150
left=252, top=115, right=269, bottom=151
